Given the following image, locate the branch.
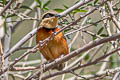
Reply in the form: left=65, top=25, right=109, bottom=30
left=106, top=1, right=120, bottom=30
left=26, top=32, right=120, bottom=80
left=10, top=66, right=38, bottom=71
left=1, top=1, right=107, bottom=75
left=4, top=28, right=37, bottom=59
left=4, top=0, right=96, bottom=60
left=0, top=39, right=3, bottom=68
left=41, top=47, right=120, bottom=80
left=0, top=0, right=15, bottom=16
left=59, top=0, right=94, bottom=17
left=12, top=1, right=37, bottom=32
left=66, top=67, right=120, bottom=80
left=0, top=0, right=108, bottom=78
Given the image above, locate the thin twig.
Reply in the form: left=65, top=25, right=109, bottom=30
left=26, top=32, right=120, bottom=80
left=0, top=0, right=15, bottom=16
left=41, top=47, right=120, bottom=80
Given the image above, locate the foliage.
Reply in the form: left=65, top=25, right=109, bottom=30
left=0, top=0, right=120, bottom=80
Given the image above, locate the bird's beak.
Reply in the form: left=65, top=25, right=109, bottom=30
left=54, top=14, right=61, bottom=18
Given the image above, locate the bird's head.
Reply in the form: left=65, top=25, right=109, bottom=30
left=40, top=11, right=61, bottom=29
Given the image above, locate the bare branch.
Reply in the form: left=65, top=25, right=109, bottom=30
left=0, top=0, right=15, bottom=16
left=26, top=32, right=120, bottom=80
left=59, top=0, right=94, bottom=16
left=41, top=47, right=120, bottom=80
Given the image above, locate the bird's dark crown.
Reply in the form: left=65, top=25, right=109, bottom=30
left=42, top=13, right=55, bottom=19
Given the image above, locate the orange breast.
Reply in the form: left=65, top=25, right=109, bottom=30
left=36, top=27, right=68, bottom=61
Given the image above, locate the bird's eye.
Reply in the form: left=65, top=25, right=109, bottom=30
left=42, top=13, right=54, bottom=19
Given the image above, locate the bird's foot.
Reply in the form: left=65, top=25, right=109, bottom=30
left=42, top=63, right=46, bottom=71
left=60, top=54, right=64, bottom=58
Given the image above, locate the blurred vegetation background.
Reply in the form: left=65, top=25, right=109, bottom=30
left=1, top=0, right=120, bottom=80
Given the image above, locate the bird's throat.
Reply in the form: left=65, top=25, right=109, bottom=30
left=41, top=27, right=57, bottom=35
left=43, top=26, right=56, bottom=31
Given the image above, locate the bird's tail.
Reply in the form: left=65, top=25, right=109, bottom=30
left=52, top=55, right=66, bottom=70
left=52, top=63, right=65, bottom=71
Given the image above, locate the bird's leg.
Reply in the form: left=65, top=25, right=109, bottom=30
left=42, top=60, right=52, bottom=70
left=43, top=60, right=51, bottom=65
left=55, top=54, right=65, bottom=70
left=45, top=60, right=53, bottom=76
left=48, top=69, right=52, bottom=77
left=60, top=54, right=64, bottom=58
left=42, top=63, right=46, bottom=72
left=53, top=54, right=64, bottom=65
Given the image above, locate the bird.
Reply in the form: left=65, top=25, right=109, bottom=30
left=36, top=11, right=68, bottom=70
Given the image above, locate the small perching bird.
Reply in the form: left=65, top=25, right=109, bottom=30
left=36, top=11, right=68, bottom=70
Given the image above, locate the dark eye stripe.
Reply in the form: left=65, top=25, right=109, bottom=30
left=42, top=13, right=54, bottom=19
